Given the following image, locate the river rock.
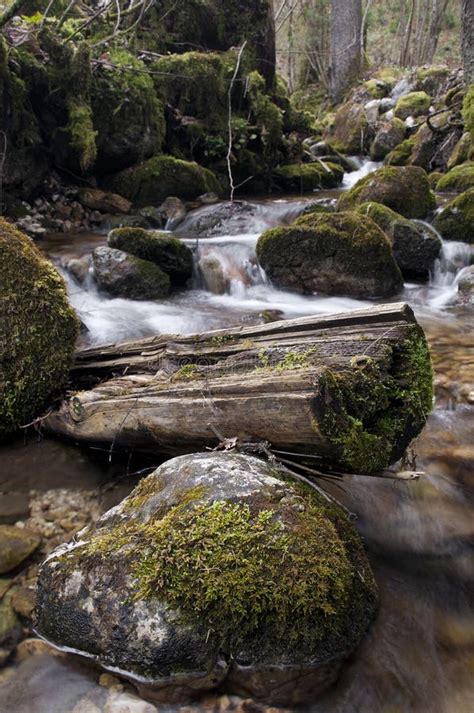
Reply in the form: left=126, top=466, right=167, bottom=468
left=370, top=119, right=406, bottom=160
left=177, top=201, right=260, bottom=238
left=0, top=219, right=79, bottom=438
left=0, top=593, right=22, bottom=658
left=355, top=202, right=441, bottom=279
left=198, top=256, right=227, bottom=294
left=35, top=452, right=377, bottom=707
left=324, top=102, right=370, bottom=154
left=0, top=525, right=41, bottom=575
left=92, top=247, right=170, bottom=301
left=66, top=255, right=92, bottom=284
left=78, top=189, right=131, bottom=215
left=256, top=211, right=403, bottom=298
left=273, top=162, right=344, bottom=192
left=433, top=188, right=474, bottom=243
left=458, top=266, right=474, bottom=303
left=108, top=228, right=193, bottom=287
left=394, top=91, right=431, bottom=120
left=337, top=166, right=436, bottom=219
left=436, top=162, right=474, bottom=194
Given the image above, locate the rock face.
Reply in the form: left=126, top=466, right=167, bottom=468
left=104, top=155, right=221, bottom=207
left=337, top=166, right=436, bottom=219
left=108, top=228, right=193, bottom=287
left=92, top=247, right=171, bottom=301
left=0, top=525, right=40, bottom=575
left=355, top=202, right=441, bottom=278
left=433, top=188, right=474, bottom=243
left=0, top=219, right=79, bottom=438
left=35, top=452, right=377, bottom=706
left=256, top=212, right=403, bottom=298
left=370, top=119, right=406, bottom=160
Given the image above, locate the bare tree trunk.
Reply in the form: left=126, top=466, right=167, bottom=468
left=463, top=0, right=474, bottom=85
left=329, top=0, right=362, bottom=103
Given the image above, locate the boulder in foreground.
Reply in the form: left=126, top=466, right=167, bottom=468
left=92, top=247, right=171, bottom=300
left=35, top=452, right=378, bottom=706
left=0, top=219, right=79, bottom=438
left=257, top=211, right=403, bottom=298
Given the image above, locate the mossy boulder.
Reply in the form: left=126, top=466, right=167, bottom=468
left=108, top=228, right=193, bottom=287
left=384, top=137, right=415, bottom=166
left=355, top=202, right=441, bottom=279
left=462, top=86, right=474, bottom=143
left=415, top=66, right=449, bottom=95
left=394, top=91, right=431, bottom=120
left=272, top=162, right=344, bottom=192
left=436, top=162, right=474, bottom=193
left=433, top=189, right=474, bottom=243
left=35, top=452, right=377, bottom=706
left=104, top=155, right=221, bottom=207
left=370, top=119, right=406, bottom=161
left=92, top=247, right=171, bottom=301
left=325, top=102, right=369, bottom=154
left=256, top=211, right=403, bottom=298
left=337, top=166, right=436, bottom=219
left=447, top=132, right=472, bottom=170
left=0, top=219, right=79, bottom=438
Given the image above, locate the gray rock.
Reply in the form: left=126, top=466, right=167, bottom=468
left=35, top=453, right=377, bottom=707
left=66, top=256, right=92, bottom=285
left=92, top=247, right=170, bottom=301
left=458, top=266, right=474, bottom=303
left=198, top=256, right=227, bottom=294
left=370, top=120, right=406, bottom=161
left=176, top=201, right=259, bottom=238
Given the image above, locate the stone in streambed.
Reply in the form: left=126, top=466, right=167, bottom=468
left=0, top=525, right=40, bottom=575
left=436, top=162, right=474, bottom=194
left=355, top=202, right=441, bottom=279
left=433, top=188, right=474, bottom=243
left=92, top=247, right=170, bottom=301
left=78, top=189, right=131, bottom=215
left=272, top=162, right=344, bottom=192
left=256, top=211, right=403, bottom=298
left=370, top=118, right=406, bottom=161
left=35, top=452, right=377, bottom=707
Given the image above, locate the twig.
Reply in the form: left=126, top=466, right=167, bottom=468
left=227, top=41, right=247, bottom=203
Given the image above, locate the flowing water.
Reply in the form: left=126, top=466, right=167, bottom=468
left=1, top=160, right=473, bottom=712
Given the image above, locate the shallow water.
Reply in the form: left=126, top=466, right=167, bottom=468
left=1, top=160, right=473, bottom=712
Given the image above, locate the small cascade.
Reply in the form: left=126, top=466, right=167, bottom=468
left=192, top=235, right=267, bottom=296
left=342, top=159, right=382, bottom=189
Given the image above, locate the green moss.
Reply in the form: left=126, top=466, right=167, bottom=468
left=448, top=132, right=471, bottom=170
left=0, top=219, right=79, bottom=438
left=433, top=188, right=474, bottom=243
left=325, top=101, right=368, bottom=154
left=105, top=155, right=222, bottom=207
left=337, top=166, right=436, bottom=219
left=436, top=162, right=474, bottom=193
left=82, top=481, right=376, bottom=656
left=273, top=162, right=343, bottom=192
left=108, top=228, right=193, bottom=286
left=384, top=137, right=415, bottom=166
left=394, top=91, right=431, bottom=120
left=364, top=78, right=391, bottom=99
left=462, top=85, right=474, bottom=142
left=319, top=328, right=433, bottom=473
left=173, top=364, right=198, bottom=380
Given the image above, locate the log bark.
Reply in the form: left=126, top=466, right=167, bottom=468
left=45, top=303, right=433, bottom=474
left=329, top=0, right=362, bottom=103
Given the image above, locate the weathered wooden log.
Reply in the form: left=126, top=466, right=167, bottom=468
left=45, top=303, right=433, bottom=474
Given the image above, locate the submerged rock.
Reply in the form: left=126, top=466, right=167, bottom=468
left=337, top=166, right=436, bottom=219
left=355, top=202, right=441, bottom=279
left=92, top=247, right=170, bottom=301
left=108, top=228, right=193, bottom=287
left=0, top=525, right=40, bottom=575
left=0, top=219, right=79, bottom=438
left=256, top=211, right=403, bottom=298
left=433, top=188, right=474, bottom=243
left=35, top=452, right=377, bottom=706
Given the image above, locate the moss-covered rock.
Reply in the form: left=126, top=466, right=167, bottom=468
left=415, top=66, right=449, bottom=95
left=433, top=188, right=474, bottom=243
left=35, top=452, right=377, bottom=706
left=324, top=102, right=369, bottom=154
left=436, top=162, right=474, bottom=193
left=355, top=202, right=441, bottom=279
left=0, top=219, right=79, bottom=438
left=91, top=49, right=165, bottom=173
left=447, top=132, right=472, bottom=170
left=104, top=155, right=221, bottom=207
left=364, top=78, right=392, bottom=99
left=256, top=211, right=403, bottom=298
left=384, top=137, right=415, bottom=166
left=370, top=119, right=406, bottom=161
left=272, top=162, right=344, bottom=192
left=337, top=166, right=436, bottom=219
left=462, top=85, right=474, bottom=143
left=394, top=91, right=431, bottom=120
left=92, top=247, right=171, bottom=300
left=108, top=228, right=193, bottom=286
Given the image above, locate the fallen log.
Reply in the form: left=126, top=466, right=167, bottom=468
left=45, top=303, right=434, bottom=474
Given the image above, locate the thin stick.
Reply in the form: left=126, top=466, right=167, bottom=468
left=227, top=41, right=247, bottom=203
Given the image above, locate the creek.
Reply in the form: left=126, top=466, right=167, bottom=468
left=0, top=160, right=473, bottom=713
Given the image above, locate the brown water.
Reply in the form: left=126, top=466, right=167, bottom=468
left=1, top=168, right=473, bottom=712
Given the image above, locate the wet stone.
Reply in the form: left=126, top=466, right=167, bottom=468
left=0, top=525, right=41, bottom=575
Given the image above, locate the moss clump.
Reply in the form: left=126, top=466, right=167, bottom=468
left=364, top=78, right=392, bottom=99
left=384, top=137, right=415, bottom=166
left=108, top=228, right=193, bottom=286
left=104, top=155, right=221, bottom=207
left=436, top=162, right=474, bottom=193
left=462, top=85, right=474, bottom=143
left=447, top=132, right=471, bottom=170
left=273, top=162, right=343, bottom=192
left=433, top=188, right=474, bottom=243
left=337, top=165, right=436, bottom=219
left=320, top=328, right=433, bottom=473
left=83, top=474, right=377, bottom=657
left=0, top=219, right=79, bottom=438
left=394, top=91, right=431, bottom=120
left=256, top=211, right=403, bottom=298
